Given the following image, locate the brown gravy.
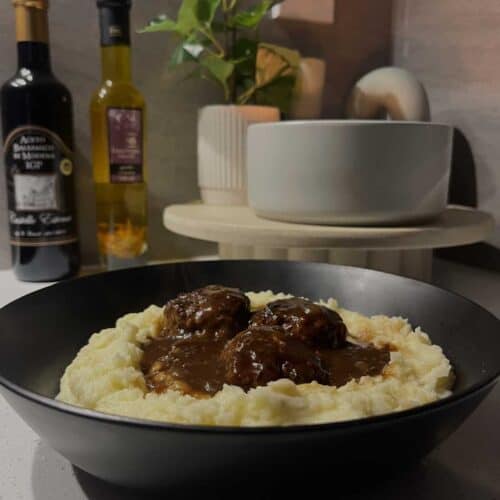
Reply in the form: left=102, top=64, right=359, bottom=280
left=141, top=289, right=391, bottom=398
left=324, top=343, right=390, bottom=387
left=141, top=334, right=390, bottom=397
left=141, top=336, right=226, bottom=396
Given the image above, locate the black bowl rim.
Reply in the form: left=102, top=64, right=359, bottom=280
left=1, top=260, right=499, bottom=435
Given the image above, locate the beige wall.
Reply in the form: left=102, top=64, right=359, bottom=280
left=0, top=0, right=392, bottom=269
left=393, top=0, right=500, bottom=248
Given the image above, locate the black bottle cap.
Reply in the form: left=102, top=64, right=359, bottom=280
left=98, top=0, right=131, bottom=46
left=97, top=0, right=131, bottom=8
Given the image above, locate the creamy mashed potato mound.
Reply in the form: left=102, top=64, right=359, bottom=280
left=57, top=291, right=453, bottom=426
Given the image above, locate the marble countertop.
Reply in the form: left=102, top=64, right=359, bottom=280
left=0, top=259, right=499, bottom=500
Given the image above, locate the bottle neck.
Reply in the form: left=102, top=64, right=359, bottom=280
left=15, top=4, right=51, bottom=71
left=101, top=45, right=132, bottom=82
left=17, top=42, right=51, bottom=71
left=98, top=5, right=132, bottom=82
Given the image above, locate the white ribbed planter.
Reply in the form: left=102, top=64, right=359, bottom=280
left=198, top=105, right=280, bottom=205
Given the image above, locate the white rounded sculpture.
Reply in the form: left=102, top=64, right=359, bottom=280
left=346, top=67, right=430, bottom=121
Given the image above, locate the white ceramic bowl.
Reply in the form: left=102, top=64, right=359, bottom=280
left=247, top=120, right=453, bottom=225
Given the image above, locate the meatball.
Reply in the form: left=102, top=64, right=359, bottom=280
left=163, top=285, right=250, bottom=341
left=221, top=327, right=284, bottom=390
left=220, top=326, right=328, bottom=390
left=250, top=298, right=347, bottom=348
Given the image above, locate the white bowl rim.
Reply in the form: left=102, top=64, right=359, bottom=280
left=249, top=119, right=452, bottom=129
left=200, top=104, right=280, bottom=111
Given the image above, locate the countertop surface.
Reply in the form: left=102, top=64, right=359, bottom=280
left=0, top=259, right=499, bottom=500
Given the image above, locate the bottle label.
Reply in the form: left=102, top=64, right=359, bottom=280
left=4, top=126, right=78, bottom=247
left=107, top=107, right=143, bottom=183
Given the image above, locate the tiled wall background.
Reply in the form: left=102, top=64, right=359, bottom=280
left=0, top=0, right=393, bottom=269
left=393, top=0, right=500, bottom=249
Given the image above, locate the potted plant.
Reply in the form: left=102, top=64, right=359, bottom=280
left=141, top=0, right=300, bottom=205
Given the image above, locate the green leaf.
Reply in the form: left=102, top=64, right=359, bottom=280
left=168, top=30, right=210, bottom=68
left=255, top=43, right=299, bottom=88
left=259, top=42, right=300, bottom=70
left=177, top=0, right=202, bottom=34
left=169, top=44, right=197, bottom=68
left=242, top=77, right=255, bottom=91
left=229, top=0, right=274, bottom=29
left=233, top=38, right=258, bottom=59
left=233, top=38, right=257, bottom=77
left=252, top=43, right=300, bottom=112
left=200, top=53, right=235, bottom=98
left=176, top=0, right=221, bottom=34
left=139, top=14, right=178, bottom=33
left=196, top=0, right=221, bottom=25
left=255, top=75, right=295, bottom=113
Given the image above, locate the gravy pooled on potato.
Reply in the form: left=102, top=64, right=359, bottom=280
left=141, top=287, right=390, bottom=397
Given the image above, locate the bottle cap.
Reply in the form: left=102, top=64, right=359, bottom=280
left=12, top=0, right=48, bottom=8
left=98, top=0, right=131, bottom=46
left=13, top=0, right=49, bottom=42
left=97, top=0, right=131, bottom=8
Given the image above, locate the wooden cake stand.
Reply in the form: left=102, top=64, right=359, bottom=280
left=163, top=204, right=494, bottom=281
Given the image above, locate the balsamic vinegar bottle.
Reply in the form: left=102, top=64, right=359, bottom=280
left=1, top=0, right=80, bottom=281
left=91, top=0, right=148, bottom=270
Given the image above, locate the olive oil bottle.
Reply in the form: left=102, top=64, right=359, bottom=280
left=1, top=0, right=80, bottom=281
left=90, top=0, right=147, bottom=269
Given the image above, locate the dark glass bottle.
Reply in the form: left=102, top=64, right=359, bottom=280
left=1, top=0, right=80, bottom=281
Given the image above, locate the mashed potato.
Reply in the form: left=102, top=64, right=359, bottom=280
left=57, top=292, right=453, bottom=426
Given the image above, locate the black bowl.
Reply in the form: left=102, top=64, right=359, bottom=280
left=0, top=260, right=499, bottom=489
